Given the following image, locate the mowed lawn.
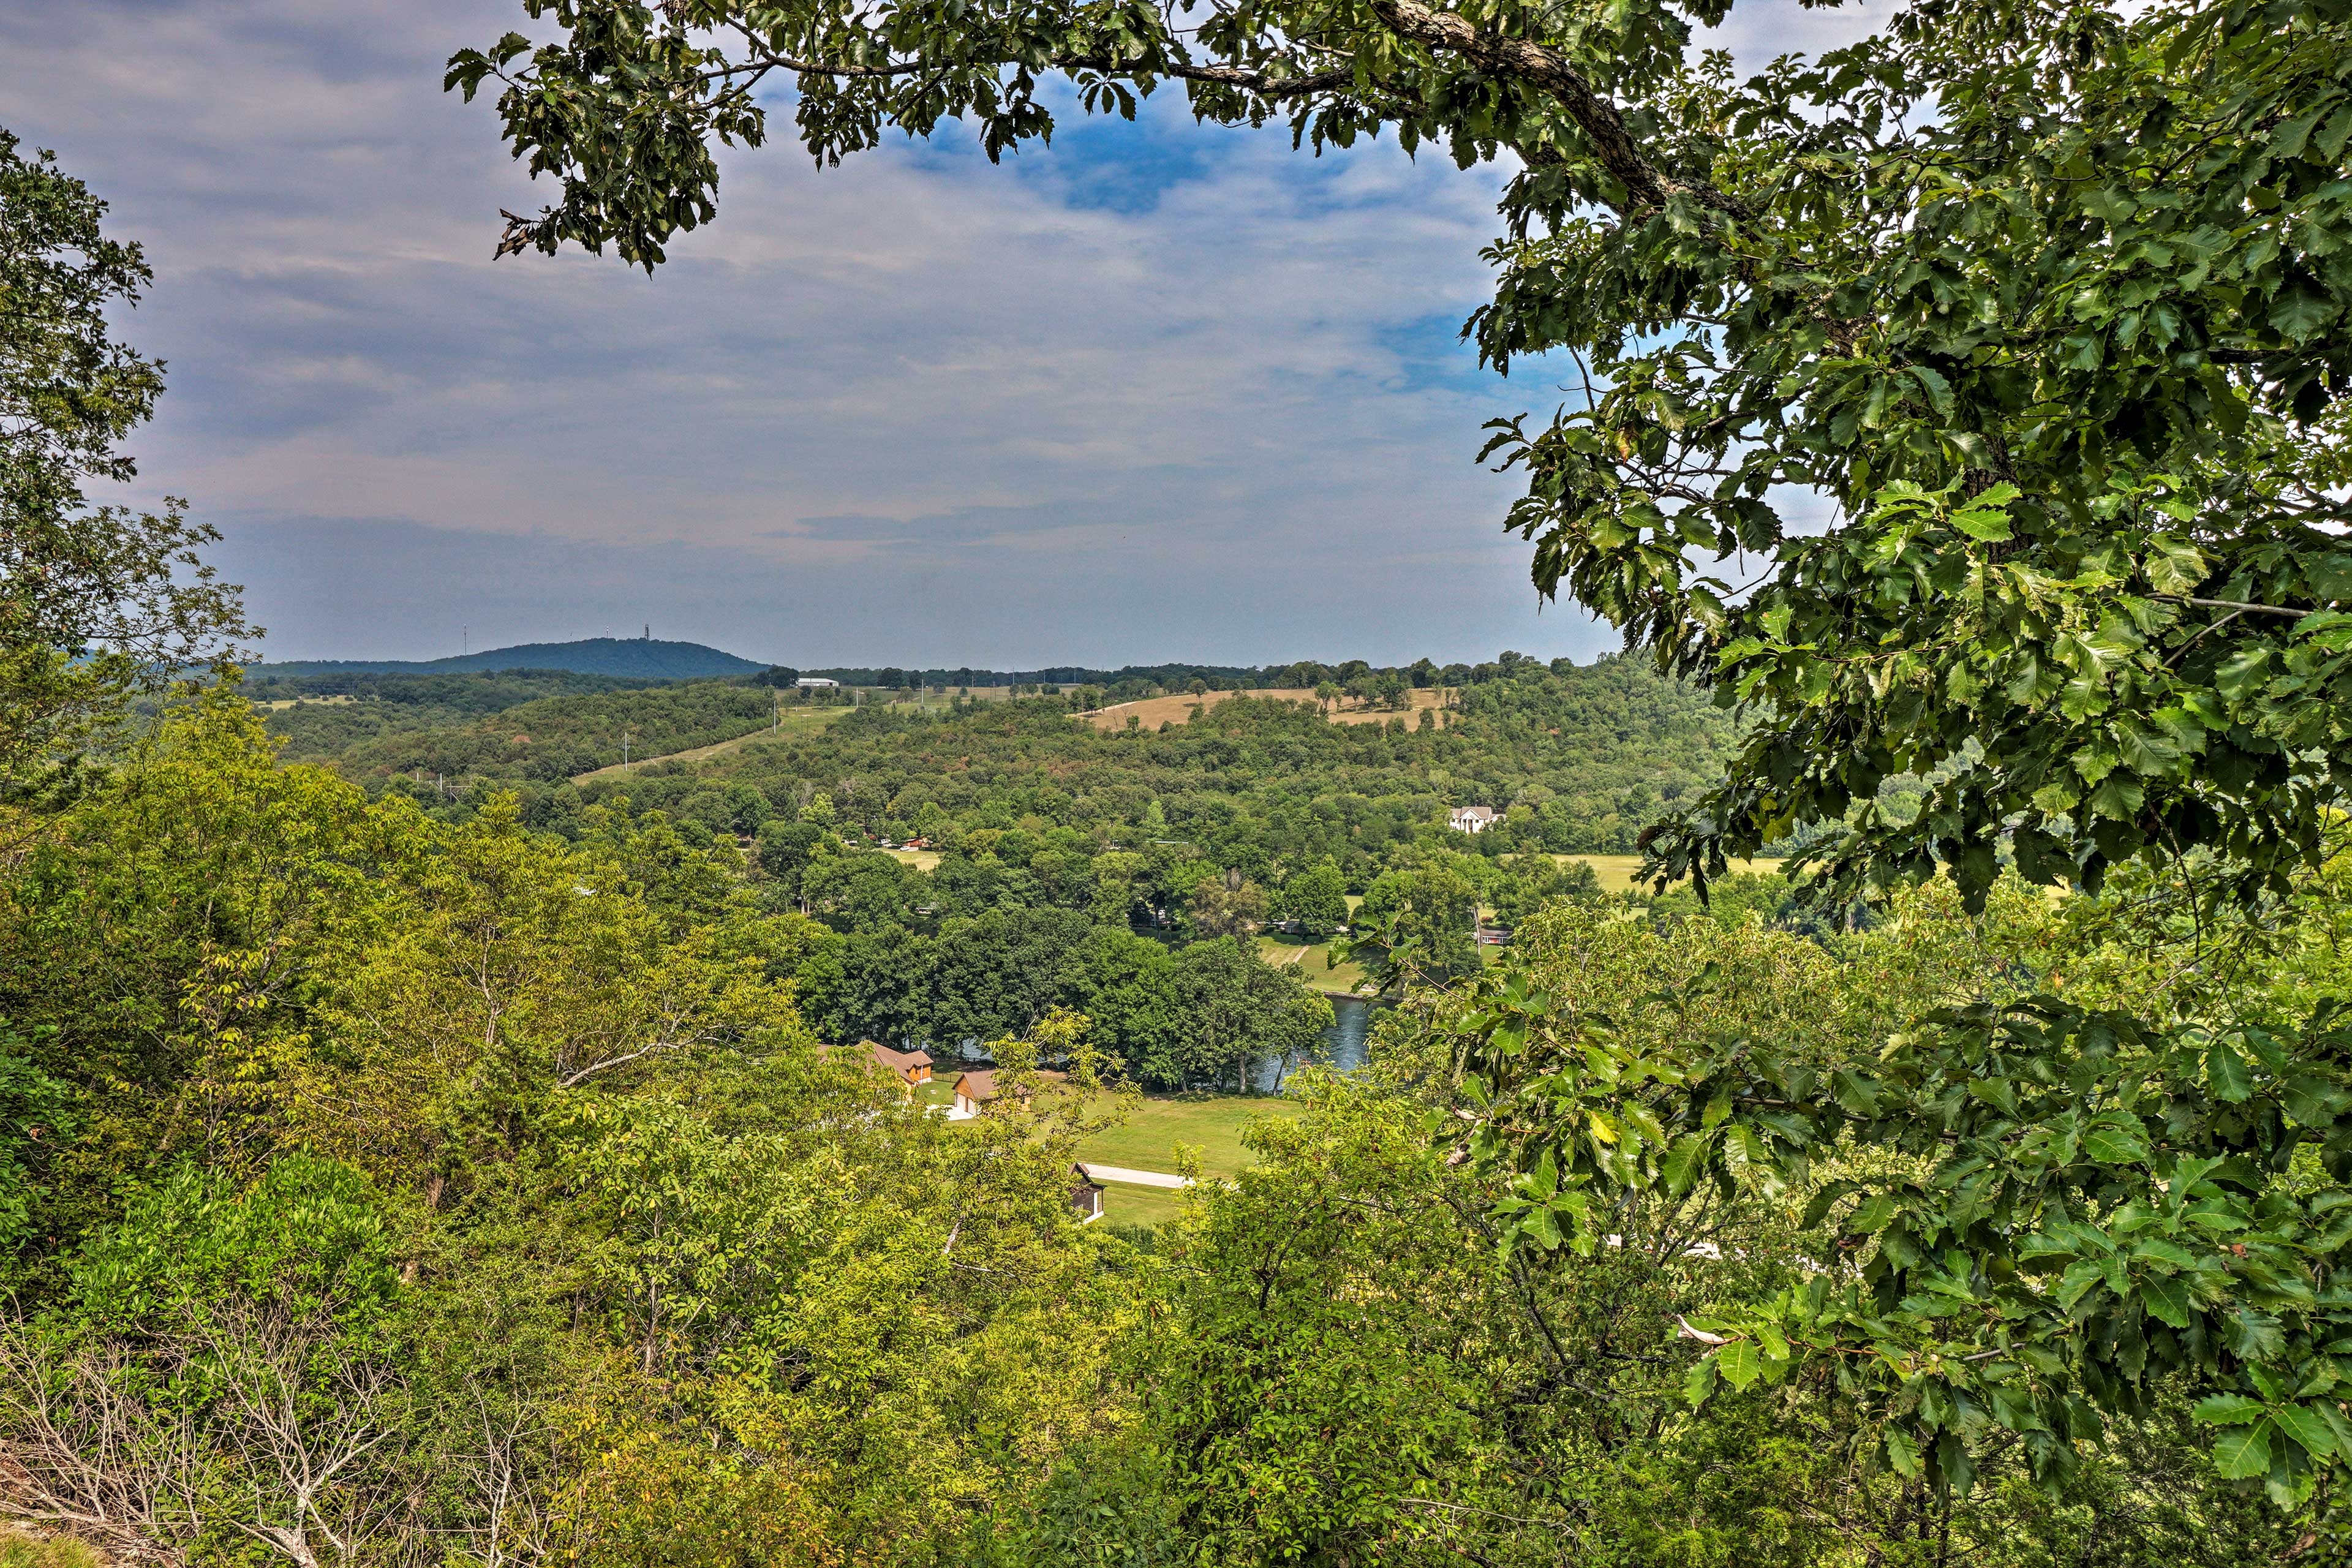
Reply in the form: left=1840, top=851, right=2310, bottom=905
left=1565, top=853, right=1779, bottom=892
left=1077, top=1094, right=1302, bottom=1180
left=1099, top=1182, right=1191, bottom=1229
left=1257, top=933, right=1370, bottom=995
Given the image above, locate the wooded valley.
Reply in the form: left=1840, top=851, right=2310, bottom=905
left=13, top=0, right=2352, bottom=1562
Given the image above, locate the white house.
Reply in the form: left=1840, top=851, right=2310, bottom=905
left=1448, top=805, right=1501, bottom=834
left=796, top=676, right=839, bottom=688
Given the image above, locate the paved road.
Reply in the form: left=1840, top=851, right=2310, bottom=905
left=1079, top=1164, right=1193, bottom=1189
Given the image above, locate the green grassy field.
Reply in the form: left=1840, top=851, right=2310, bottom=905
left=1077, top=1094, right=1300, bottom=1178
left=1256, top=933, right=1370, bottom=994
left=573, top=704, right=846, bottom=782
left=1564, top=853, right=1779, bottom=892
left=922, top=1082, right=1287, bottom=1182
left=887, top=848, right=943, bottom=872
left=1099, top=1183, right=1191, bottom=1229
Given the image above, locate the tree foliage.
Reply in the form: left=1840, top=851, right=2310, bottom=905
left=437, top=0, right=2352, bottom=1509
left=447, top=0, right=2352, bottom=911
left=0, top=129, right=248, bottom=790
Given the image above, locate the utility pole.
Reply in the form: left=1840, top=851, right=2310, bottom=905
left=623, top=726, right=633, bottom=772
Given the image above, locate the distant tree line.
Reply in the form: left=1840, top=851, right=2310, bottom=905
left=751, top=650, right=1555, bottom=703
left=265, top=679, right=777, bottom=783
left=796, top=911, right=1330, bottom=1092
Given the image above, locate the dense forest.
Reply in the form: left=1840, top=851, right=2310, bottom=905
left=259, top=677, right=783, bottom=784
left=247, top=655, right=1721, bottom=1084
left=15, top=1, right=2352, bottom=1564
left=2, top=687, right=2318, bottom=1565
left=277, top=652, right=1736, bottom=861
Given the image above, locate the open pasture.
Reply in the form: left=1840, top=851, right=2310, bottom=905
left=1081, top=687, right=1452, bottom=731
left=1256, top=933, right=1370, bottom=995
left=1099, top=1183, right=1189, bottom=1230
left=254, top=693, right=356, bottom=711
left=571, top=704, right=846, bottom=782
left=1077, top=1093, right=1301, bottom=1180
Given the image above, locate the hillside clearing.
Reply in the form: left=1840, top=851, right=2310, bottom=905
left=1100, top=1183, right=1189, bottom=1230
left=571, top=705, right=845, bottom=782
left=1081, top=687, right=1452, bottom=732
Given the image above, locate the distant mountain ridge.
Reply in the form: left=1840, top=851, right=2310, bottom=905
left=254, top=637, right=765, bottom=680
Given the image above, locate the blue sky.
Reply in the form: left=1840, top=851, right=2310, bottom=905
left=0, top=0, right=1873, bottom=668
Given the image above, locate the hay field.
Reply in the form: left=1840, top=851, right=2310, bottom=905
left=1082, top=687, right=1451, bottom=732
left=254, top=694, right=355, bottom=711
left=1077, top=1094, right=1303, bottom=1179
left=571, top=705, right=846, bottom=783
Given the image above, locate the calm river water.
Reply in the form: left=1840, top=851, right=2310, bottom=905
left=1252, top=992, right=1373, bottom=1093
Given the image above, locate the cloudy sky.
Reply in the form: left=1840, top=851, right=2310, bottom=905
left=1, top=0, right=1871, bottom=668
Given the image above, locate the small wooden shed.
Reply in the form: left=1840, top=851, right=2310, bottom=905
left=1069, top=1163, right=1105, bottom=1225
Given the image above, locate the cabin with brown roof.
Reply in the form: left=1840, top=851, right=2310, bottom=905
left=950, top=1068, right=1066, bottom=1118
left=868, top=1041, right=932, bottom=1087
left=821, top=1040, right=934, bottom=1098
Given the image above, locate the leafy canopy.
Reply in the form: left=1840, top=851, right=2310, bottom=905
left=445, top=0, right=2352, bottom=1515
left=0, top=129, right=249, bottom=790
left=451, top=0, right=2352, bottom=909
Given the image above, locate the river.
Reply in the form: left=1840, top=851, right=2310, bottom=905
left=1253, top=992, right=1373, bottom=1093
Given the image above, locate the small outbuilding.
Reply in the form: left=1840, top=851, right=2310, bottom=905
left=1069, top=1163, right=1105, bottom=1225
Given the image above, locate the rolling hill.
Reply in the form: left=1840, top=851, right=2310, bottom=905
left=252, top=636, right=766, bottom=680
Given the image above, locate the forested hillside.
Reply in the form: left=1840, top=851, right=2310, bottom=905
left=315, top=653, right=1734, bottom=862
left=249, top=669, right=664, bottom=761
left=252, top=635, right=764, bottom=679
left=247, top=668, right=669, bottom=710
left=6, top=690, right=2318, bottom=1566
left=18, top=0, right=2352, bottom=1561
left=243, top=654, right=1737, bottom=1069
left=663, top=658, right=1725, bottom=856
left=266, top=678, right=781, bottom=782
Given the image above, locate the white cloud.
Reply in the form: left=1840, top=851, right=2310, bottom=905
left=0, top=0, right=1874, bottom=665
